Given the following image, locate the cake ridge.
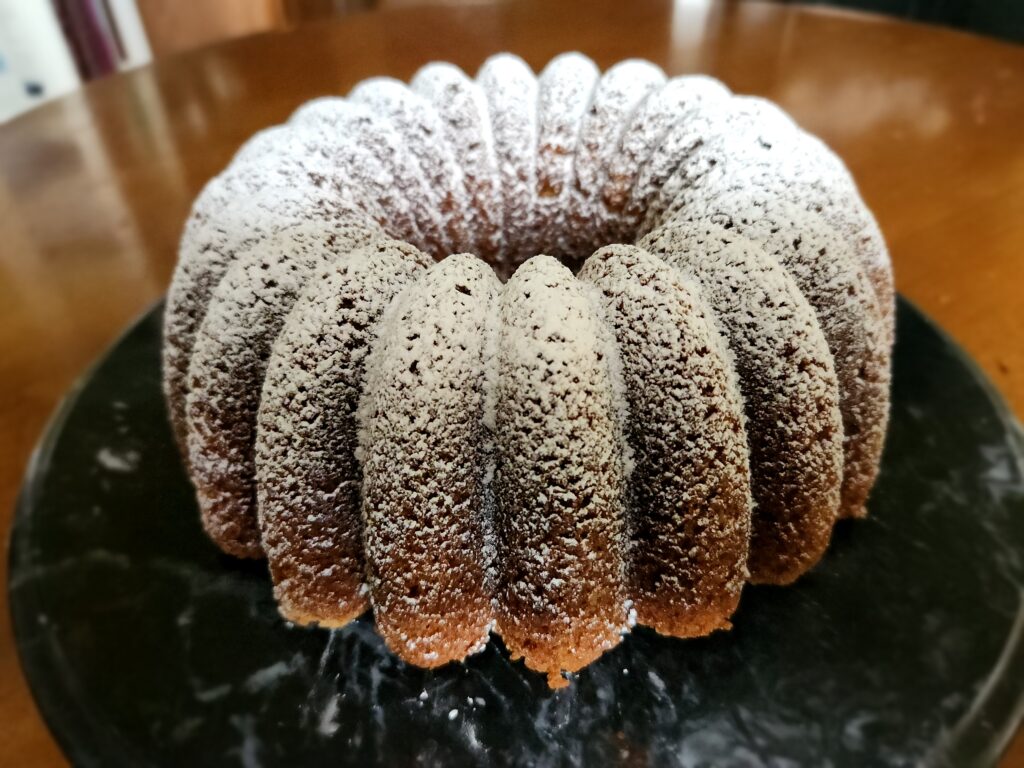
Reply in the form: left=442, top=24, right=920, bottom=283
left=255, top=238, right=432, bottom=627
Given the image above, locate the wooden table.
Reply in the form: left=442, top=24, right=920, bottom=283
left=1, top=0, right=1022, bottom=763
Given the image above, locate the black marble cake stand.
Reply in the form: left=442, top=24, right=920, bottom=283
left=8, top=298, right=1024, bottom=767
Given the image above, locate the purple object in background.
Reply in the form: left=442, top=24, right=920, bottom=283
left=54, top=0, right=121, bottom=78
left=53, top=0, right=152, bottom=81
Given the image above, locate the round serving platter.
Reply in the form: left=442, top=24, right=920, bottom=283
left=8, top=298, right=1024, bottom=767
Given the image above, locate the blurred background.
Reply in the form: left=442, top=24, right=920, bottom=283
left=1, top=0, right=1021, bottom=122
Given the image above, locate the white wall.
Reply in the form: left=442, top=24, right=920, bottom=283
left=0, top=0, right=153, bottom=122
left=0, top=0, right=81, bottom=122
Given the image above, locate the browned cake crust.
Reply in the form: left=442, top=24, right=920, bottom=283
left=477, top=54, right=540, bottom=273
left=255, top=240, right=431, bottom=627
left=412, top=64, right=503, bottom=265
left=186, top=223, right=378, bottom=557
left=532, top=54, right=599, bottom=269
left=579, top=245, right=752, bottom=636
left=658, top=180, right=889, bottom=523
left=358, top=254, right=501, bottom=667
left=643, top=94, right=895, bottom=347
left=641, top=222, right=845, bottom=585
left=493, top=256, right=631, bottom=687
left=564, top=61, right=664, bottom=260
left=163, top=172, right=381, bottom=463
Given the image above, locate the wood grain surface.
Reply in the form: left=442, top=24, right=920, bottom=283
left=0, top=1, right=1021, bottom=764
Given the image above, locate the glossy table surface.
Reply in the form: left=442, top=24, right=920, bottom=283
left=0, top=1, right=1022, bottom=764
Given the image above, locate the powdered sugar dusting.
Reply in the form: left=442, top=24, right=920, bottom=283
left=164, top=190, right=370, bottom=457
left=566, top=60, right=665, bottom=259
left=476, top=53, right=539, bottom=274
left=287, top=98, right=439, bottom=253
left=640, top=221, right=846, bottom=583
left=579, top=245, right=752, bottom=634
left=186, top=223, right=379, bottom=557
left=358, top=254, right=501, bottom=667
left=255, top=239, right=432, bottom=627
left=656, top=177, right=890, bottom=520
left=230, top=125, right=291, bottom=165
left=601, top=75, right=730, bottom=243
left=628, top=79, right=733, bottom=237
left=348, top=78, right=460, bottom=259
left=533, top=53, right=599, bottom=264
left=290, top=96, right=446, bottom=256
left=412, top=64, right=502, bottom=262
left=493, top=255, right=630, bottom=687
left=163, top=125, right=394, bottom=456
left=647, top=94, right=894, bottom=340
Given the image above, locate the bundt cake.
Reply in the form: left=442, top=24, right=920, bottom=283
left=163, top=53, right=893, bottom=688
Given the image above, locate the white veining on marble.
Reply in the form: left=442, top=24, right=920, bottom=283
left=95, top=447, right=141, bottom=472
